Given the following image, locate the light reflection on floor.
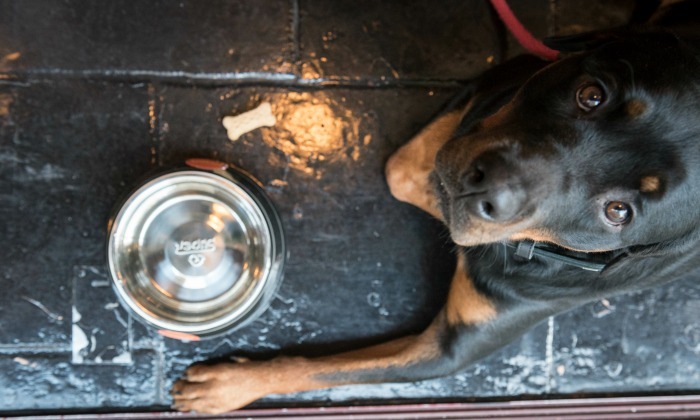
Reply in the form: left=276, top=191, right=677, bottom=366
left=258, top=92, right=368, bottom=179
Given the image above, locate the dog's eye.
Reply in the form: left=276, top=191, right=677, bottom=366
left=604, top=201, right=632, bottom=225
left=576, top=84, right=605, bottom=112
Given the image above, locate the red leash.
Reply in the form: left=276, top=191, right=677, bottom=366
left=489, top=0, right=559, bottom=61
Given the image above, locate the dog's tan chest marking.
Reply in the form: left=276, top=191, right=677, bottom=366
left=317, top=326, right=442, bottom=373
left=446, top=254, right=497, bottom=326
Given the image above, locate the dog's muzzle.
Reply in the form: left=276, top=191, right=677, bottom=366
left=453, top=150, right=529, bottom=223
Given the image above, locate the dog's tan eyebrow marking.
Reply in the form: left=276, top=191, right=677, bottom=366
left=640, top=175, right=661, bottom=193
left=625, top=99, right=647, bottom=118
left=446, top=254, right=497, bottom=326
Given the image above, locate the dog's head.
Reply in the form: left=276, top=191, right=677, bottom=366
left=433, top=30, right=700, bottom=253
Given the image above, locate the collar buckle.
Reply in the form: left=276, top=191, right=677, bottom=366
left=509, top=240, right=611, bottom=273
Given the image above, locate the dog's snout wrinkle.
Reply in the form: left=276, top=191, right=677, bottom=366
left=455, top=190, right=487, bottom=199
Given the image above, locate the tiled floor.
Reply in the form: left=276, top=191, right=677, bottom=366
left=3, top=0, right=700, bottom=415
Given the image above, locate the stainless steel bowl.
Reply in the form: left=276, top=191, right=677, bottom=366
left=108, top=160, right=284, bottom=340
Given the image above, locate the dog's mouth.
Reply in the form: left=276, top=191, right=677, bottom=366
left=431, top=172, right=450, bottom=217
left=430, top=171, right=458, bottom=225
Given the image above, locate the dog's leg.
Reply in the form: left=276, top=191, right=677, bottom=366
left=171, top=252, right=505, bottom=414
left=172, top=251, right=563, bottom=414
left=171, top=315, right=449, bottom=414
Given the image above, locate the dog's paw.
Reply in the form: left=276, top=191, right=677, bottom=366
left=170, top=362, right=265, bottom=414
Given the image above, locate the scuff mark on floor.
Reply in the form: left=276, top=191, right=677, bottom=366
left=22, top=296, right=64, bottom=322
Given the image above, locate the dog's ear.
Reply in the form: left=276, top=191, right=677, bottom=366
left=543, top=28, right=628, bottom=53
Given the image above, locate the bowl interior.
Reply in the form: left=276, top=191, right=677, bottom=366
left=109, top=170, right=279, bottom=336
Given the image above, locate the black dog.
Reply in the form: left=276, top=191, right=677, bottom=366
left=172, top=2, right=700, bottom=413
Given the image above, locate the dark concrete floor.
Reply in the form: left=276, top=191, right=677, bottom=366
left=3, top=0, right=700, bottom=415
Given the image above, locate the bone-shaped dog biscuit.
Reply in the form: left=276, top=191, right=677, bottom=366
left=222, top=102, right=276, bottom=141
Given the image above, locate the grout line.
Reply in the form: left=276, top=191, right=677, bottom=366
left=8, top=68, right=298, bottom=83
left=0, top=68, right=467, bottom=89
left=297, top=77, right=465, bottom=89
left=545, top=316, right=555, bottom=393
left=155, top=335, right=166, bottom=404
left=146, top=83, right=166, bottom=167
left=0, top=344, right=72, bottom=354
left=548, top=0, right=559, bottom=36
left=147, top=83, right=159, bottom=167
left=290, top=0, right=302, bottom=74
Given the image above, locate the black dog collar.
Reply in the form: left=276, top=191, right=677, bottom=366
left=508, top=240, right=628, bottom=273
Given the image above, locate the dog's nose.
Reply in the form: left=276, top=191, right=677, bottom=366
left=461, top=151, right=527, bottom=222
